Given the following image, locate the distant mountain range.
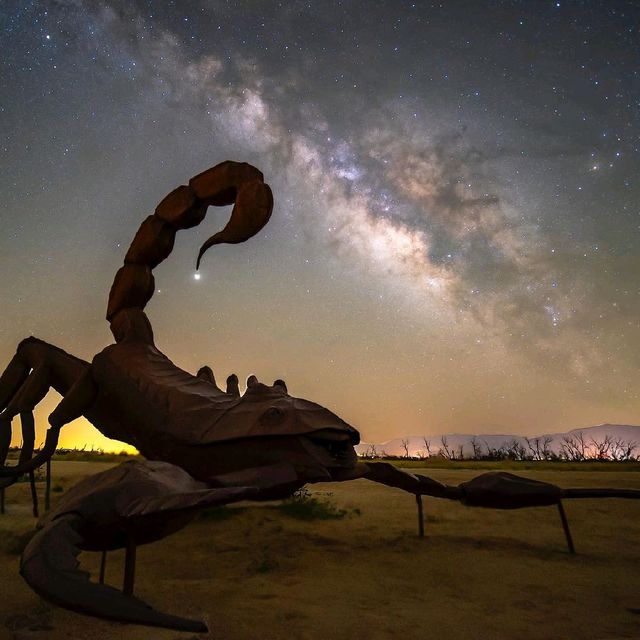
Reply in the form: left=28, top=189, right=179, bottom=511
left=355, top=424, right=640, bottom=459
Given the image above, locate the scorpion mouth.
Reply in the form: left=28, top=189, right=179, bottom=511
left=307, top=429, right=358, bottom=471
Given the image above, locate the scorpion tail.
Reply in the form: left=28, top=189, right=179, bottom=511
left=106, top=161, right=273, bottom=342
left=21, top=514, right=208, bottom=633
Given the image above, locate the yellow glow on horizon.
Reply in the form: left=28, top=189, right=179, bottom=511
left=9, top=394, right=138, bottom=455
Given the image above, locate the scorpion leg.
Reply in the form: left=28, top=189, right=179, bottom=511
left=0, top=351, right=32, bottom=462
left=99, top=549, right=107, bottom=584
left=21, top=410, right=39, bottom=515
left=415, top=494, right=425, bottom=538
left=360, top=463, right=640, bottom=551
left=0, top=338, right=94, bottom=500
left=45, top=458, right=51, bottom=512
left=355, top=462, right=460, bottom=537
left=1, top=364, right=50, bottom=515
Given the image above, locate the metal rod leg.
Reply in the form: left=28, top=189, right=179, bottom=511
left=99, top=550, right=107, bottom=584
left=45, top=458, right=51, bottom=512
left=415, top=494, right=424, bottom=538
left=557, top=500, right=575, bottom=554
left=123, top=536, right=136, bottom=596
left=29, top=470, right=38, bottom=518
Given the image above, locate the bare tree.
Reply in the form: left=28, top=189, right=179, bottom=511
left=439, top=435, right=453, bottom=460
left=576, top=431, right=588, bottom=458
left=505, top=439, right=528, bottom=461
left=541, top=436, right=554, bottom=460
left=560, top=432, right=587, bottom=461
left=525, top=437, right=542, bottom=461
left=470, top=437, right=482, bottom=460
left=560, top=437, right=576, bottom=461
left=363, top=444, right=378, bottom=459
left=401, top=438, right=410, bottom=459
left=590, top=435, right=613, bottom=460
left=422, top=437, right=433, bottom=458
left=482, top=439, right=506, bottom=461
left=525, top=436, right=554, bottom=461
left=610, top=438, right=638, bottom=461
left=622, top=440, right=638, bottom=461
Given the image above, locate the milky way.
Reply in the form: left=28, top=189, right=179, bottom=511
left=1, top=1, right=638, bottom=449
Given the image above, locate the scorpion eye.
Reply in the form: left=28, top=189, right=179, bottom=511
left=261, top=407, right=285, bottom=425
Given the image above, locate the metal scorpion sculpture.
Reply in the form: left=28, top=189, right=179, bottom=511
left=0, top=161, right=639, bottom=632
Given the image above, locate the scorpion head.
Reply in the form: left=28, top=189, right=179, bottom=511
left=207, top=375, right=360, bottom=483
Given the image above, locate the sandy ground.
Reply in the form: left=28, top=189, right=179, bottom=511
left=1, top=462, right=639, bottom=640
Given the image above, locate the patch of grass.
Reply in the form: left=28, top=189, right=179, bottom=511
left=276, top=488, right=349, bottom=521
left=52, top=485, right=64, bottom=493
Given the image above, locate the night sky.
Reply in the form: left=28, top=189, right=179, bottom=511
left=1, top=1, right=638, bottom=451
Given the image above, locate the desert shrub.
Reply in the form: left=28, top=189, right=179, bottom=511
left=277, top=488, right=348, bottom=520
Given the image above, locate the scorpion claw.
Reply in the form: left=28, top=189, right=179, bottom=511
left=20, top=461, right=271, bottom=632
left=21, top=514, right=208, bottom=633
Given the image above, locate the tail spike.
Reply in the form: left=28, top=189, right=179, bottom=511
left=226, top=374, right=239, bottom=397
left=273, top=379, right=288, bottom=393
left=196, top=366, right=217, bottom=388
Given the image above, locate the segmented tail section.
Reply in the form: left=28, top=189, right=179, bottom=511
left=106, top=161, right=273, bottom=342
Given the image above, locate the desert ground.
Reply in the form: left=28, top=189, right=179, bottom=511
left=1, top=461, right=639, bottom=640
